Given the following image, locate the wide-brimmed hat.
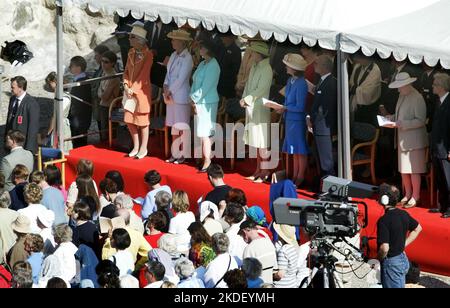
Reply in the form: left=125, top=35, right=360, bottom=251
left=247, top=41, right=270, bottom=57
left=12, top=215, right=31, bottom=234
left=242, top=33, right=264, bottom=42
left=283, top=53, right=307, bottom=71
left=130, top=24, right=148, bottom=41
left=37, top=209, right=55, bottom=228
left=389, top=72, right=417, bottom=89
left=273, top=222, right=298, bottom=247
left=167, top=29, right=193, bottom=41
left=199, top=201, right=219, bottom=222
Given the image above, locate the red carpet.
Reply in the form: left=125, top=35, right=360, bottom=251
left=66, top=144, right=450, bottom=277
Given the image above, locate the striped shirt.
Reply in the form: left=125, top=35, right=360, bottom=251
left=274, top=243, right=299, bottom=288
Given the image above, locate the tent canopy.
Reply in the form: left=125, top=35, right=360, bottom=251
left=65, top=0, right=449, bottom=67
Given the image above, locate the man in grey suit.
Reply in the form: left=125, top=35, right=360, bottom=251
left=308, top=55, right=337, bottom=177
left=0, top=130, right=34, bottom=191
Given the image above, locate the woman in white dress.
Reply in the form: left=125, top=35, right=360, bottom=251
left=164, top=29, right=194, bottom=164
left=45, top=72, right=73, bottom=152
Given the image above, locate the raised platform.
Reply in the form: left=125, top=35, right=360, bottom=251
left=66, top=144, right=450, bottom=277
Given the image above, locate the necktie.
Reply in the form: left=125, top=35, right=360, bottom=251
left=9, top=98, right=19, bottom=124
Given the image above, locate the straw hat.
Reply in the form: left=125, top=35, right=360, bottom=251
left=199, top=201, right=220, bottom=222
left=388, top=72, right=417, bottom=89
left=273, top=222, right=298, bottom=246
left=130, top=24, right=148, bottom=41
left=247, top=41, right=270, bottom=57
left=12, top=215, right=31, bottom=234
left=283, top=53, right=307, bottom=71
left=242, top=33, right=264, bottom=42
left=37, top=209, right=55, bottom=229
left=167, top=29, right=193, bottom=41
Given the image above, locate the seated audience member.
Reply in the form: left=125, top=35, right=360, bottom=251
left=75, top=175, right=101, bottom=220
left=24, top=233, right=44, bottom=285
left=204, top=233, right=238, bottom=288
left=44, top=165, right=67, bottom=201
left=199, top=201, right=223, bottom=236
left=52, top=224, right=78, bottom=283
left=96, top=260, right=121, bottom=288
left=175, top=257, right=205, bottom=288
left=109, top=228, right=134, bottom=277
left=120, top=274, right=140, bottom=288
left=100, top=178, right=119, bottom=219
left=30, top=171, right=67, bottom=225
left=223, top=202, right=248, bottom=265
left=169, top=191, right=196, bottom=255
left=155, top=191, right=173, bottom=232
left=144, top=211, right=167, bottom=248
left=246, top=205, right=273, bottom=240
left=46, top=277, right=68, bottom=288
left=10, top=261, right=33, bottom=288
left=205, top=164, right=232, bottom=206
left=0, top=189, right=18, bottom=265
left=115, top=194, right=144, bottom=234
left=66, top=159, right=97, bottom=211
left=18, top=183, right=47, bottom=234
left=148, top=248, right=179, bottom=285
left=187, top=222, right=216, bottom=269
left=7, top=215, right=31, bottom=269
left=158, top=233, right=183, bottom=262
left=144, top=260, right=166, bottom=288
left=9, top=164, right=30, bottom=211
left=1, top=130, right=33, bottom=191
left=223, top=269, right=248, bottom=288
left=272, top=223, right=300, bottom=288
left=242, top=257, right=264, bottom=288
left=99, top=170, right=125, bottom=210
left=239, top=220, right=278, bottom=284
left=141, top=170, right=172, bottom=219
left=37, top=254, right=64, bottom=288
left=71, top=201, right=100, bottom=255
left=37, top=209, right=56, bottom=256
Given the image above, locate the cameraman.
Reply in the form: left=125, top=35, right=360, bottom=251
left=377, top=184, right=422, bottom=288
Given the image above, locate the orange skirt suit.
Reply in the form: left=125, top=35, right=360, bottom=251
left=123, top=47, right=153, bottom=126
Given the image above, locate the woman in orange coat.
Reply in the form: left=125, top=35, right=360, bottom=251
left=123, top=24, right=153, bottom=159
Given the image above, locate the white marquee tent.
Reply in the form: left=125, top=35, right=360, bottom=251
left=56, top=0, right=450, bottom=179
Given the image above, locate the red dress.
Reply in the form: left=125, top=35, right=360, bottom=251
left=144, top=233, right=164, bottom=249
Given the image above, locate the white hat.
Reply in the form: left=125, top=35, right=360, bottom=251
left=199, top=201, right=219, bottom=222
left=388, top=72, right=417, bottom=89
left=130, top=24, right=147, bottom=41
left=37, top=209, right=55, bottom=228
left=273, top=222, right=298, bottom=247
left=283, top=53, right=307, bottom=71
left=11, top=215, right=31, bottom=234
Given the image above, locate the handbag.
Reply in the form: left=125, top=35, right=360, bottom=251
left=122, top=95, right=137, bottom=113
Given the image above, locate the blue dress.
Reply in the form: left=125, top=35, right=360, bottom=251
left=282, top=77, right=309, bottom=155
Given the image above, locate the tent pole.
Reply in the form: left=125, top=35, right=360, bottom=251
left=337, top=43, right=352, bottom=180
left=56, top=2, right=65, bottom=154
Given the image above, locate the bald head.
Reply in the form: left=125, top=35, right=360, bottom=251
left=117, top=208, right=130, bottom=225
left=315, top=55, right=333, bottom=76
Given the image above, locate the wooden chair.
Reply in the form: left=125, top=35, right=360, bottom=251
left=108, top=96, right=125, bottom=148
left=217, top=96, right=228, bottom=127
left=149, top=87, right=170, bottom=158
left=351, top=122, right=380, bottom=185
left=37, top=147, right=67, bottom=188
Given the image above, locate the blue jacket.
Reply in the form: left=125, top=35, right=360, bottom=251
left=284, top=77, right=308, bottom=121
left=269, top=180, right=299, bottom=241
left=75, top=244, right=99, bottom=288
left=190, top=58, right=221, bottom=105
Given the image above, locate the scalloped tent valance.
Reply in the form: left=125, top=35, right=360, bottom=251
left=63, top=0, right=449, bottom=68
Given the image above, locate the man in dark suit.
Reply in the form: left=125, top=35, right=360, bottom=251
left=217, top=31, right=241, bottom=99
left=6, top=76, right=40, bottom=154
left=144, top=19, right=176, bottom=88
left=420, top=64, right=440, bottom=132
left=430, top=73, right=450, bottom=218
left=308, top=55, right=337, bottom=177
left=67, top=56, right=92, bottom=148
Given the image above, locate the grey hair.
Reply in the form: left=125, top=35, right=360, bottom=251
left=242, top=258, right=263, bottom=280
left=52, top=224, right=73, bottom=244
left=158, top=233, right=178, bottom=255
left=114, top=194, right=134, bottom=210
left=174, top=257, right=195, bottom=280
left=0, top=189, right=11, bottom=208
left=434, top=73, right=450, bottom=92
left=155, top=190, right=172, bottom=209
left=317, top=54, right=333, bottom=73
left=212, top=233, right=229, bottom=254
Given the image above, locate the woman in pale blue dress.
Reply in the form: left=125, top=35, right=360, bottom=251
left=190, top=40, right=221, bottom=172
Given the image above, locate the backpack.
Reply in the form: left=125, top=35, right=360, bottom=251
left=0, top=40, right=33, bottom=66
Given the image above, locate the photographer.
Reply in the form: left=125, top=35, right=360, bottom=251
left=377, top=184, right=422, bottom=288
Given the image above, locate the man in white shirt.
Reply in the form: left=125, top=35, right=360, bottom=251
left=239, top=220, right=278, bottom=284
left=144, top=260, right=165, bottom=288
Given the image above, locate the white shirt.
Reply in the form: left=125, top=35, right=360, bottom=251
left=440, top=92, right=449, bottom=105
left=243, top=238, right=278, bottom=284
left=144, top=280, right=164, bottom=288
left=14, top=91, right=27, bottom=108
left=225, top=223, right=247, bottom=266
left=18, top=203, right=48, bottom=234
left=321, top=73, right=331, bottom=82
left=66, top=180, right=99, bottom=205
left=204, top=253, right=238, bottom=288
left=53, top=241, right=78, bottom=283
left=40, top=227, right=56, bottom=256
left=203, top=218, right=223, bottom=237
left=169, top=211, right=195, bottom=253
left=110, top=250, right=135, bottom=277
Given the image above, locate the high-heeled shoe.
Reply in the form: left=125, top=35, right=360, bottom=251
left=400, top=197, right=409, bottom=206
left=404, top=198, right=419, bottom=209
left=127, top=149, right=139, bottom=157
left=245, top=175, right=257, bottom=181
left=253, top=174, right=270, bottom=184
left=134, top=150, right=148, bottom=160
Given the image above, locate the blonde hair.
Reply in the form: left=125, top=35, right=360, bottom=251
left=172, top=190, right=189, bottom=213
left=24, top=183, right=43, bottom=204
